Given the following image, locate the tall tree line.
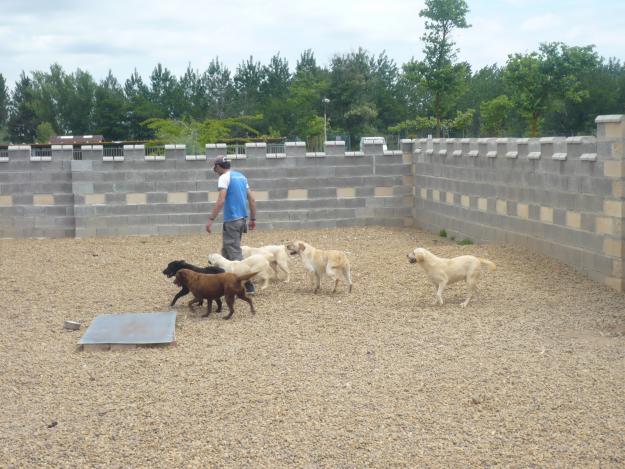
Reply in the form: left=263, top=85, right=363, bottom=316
left=0, top=2, right=623, bottom=144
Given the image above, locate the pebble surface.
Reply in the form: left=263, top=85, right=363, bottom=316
left=1, top=226, right=624, bottom=467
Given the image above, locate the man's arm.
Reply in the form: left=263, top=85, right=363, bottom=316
left=205, top=189, right=227, bottom=233
left=247, top=189, right=257, bottom=230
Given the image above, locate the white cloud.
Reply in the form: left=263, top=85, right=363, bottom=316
left=520, top=13, right=562, bottom=32
left=0, top=0, right=623, bottom=88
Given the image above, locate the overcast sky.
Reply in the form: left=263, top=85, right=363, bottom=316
left=1, top=0, right=624, bottom=89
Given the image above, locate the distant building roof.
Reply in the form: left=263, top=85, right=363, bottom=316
left=49, top=135, right=104, bottom=145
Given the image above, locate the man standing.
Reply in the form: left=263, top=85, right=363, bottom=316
left=206, top=155, right=257, bottom=294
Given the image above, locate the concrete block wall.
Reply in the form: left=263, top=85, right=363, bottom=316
left=69, top=146, right=410, bottom=237
left=0, top=145, right=75, bottom=238
left=0, top=140, right=407, bottom=238
left=406, top=115, right=625, bottom=292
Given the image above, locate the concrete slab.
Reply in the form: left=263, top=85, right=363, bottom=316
left=78, top=311, right=176, bottom=348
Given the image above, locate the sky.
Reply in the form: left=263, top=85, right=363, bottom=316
left=1, top=0, right=624, bottom=89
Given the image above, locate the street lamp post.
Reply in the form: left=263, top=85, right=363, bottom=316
left=323, top=98, right=330, bottom=145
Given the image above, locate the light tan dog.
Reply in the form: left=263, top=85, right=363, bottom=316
left=407, top=247, right=496, bottom=307
left=207, top=253, right=273, bottom=290
left=286, top=240, right=352, bottom=293
left=242, top=244, right=290, bottom=282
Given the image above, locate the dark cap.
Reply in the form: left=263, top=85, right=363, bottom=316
left=213, top=155, right=230, bottom=169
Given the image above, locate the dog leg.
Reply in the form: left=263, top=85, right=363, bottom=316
left=278, top=262, right=290, bottom=283
left=237, top=291, right=255, bottom=315
left=332, top=278, right=339, bottom=293
left=346, top=268, right=353, bottom=293
left=260, top=273, right=270, bottom=290
left=171, top=287, right=189, bottom=306
left=436, top=282, right=447, bottom=305
left=313, top=272, right=322, bottom=294
left=462, top=280, right=477, bottom=308
left=462, top=269, right=480, bottom=307
left=223, top=294, right=236, bottom=320
left=215, top=297, right=223, bottom=313
left=202, top=299, right=213, bottom=318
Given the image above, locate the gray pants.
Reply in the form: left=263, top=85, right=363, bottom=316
left=222, top=218, right=247, bottom=261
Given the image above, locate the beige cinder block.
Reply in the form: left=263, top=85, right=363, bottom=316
left=336, top=188, right=355, bottom=198
left=126, top=193, right=147, bottom=205
left=288, top=189, right=308, bottom=200
left=604, top=200, right=624, bottom=217
left=595, top=217, right=615, bottom=235
left=85, top=194, right=105, bottom=205
left=540, top=206, right=554, bottom=223
left=374, top=187, right=393, bottom=197
left=167, top=192, right=188, bottom=204
left=33, top=194, right=54, bottom=205
left=254, top=191, right=269, bottom=201
left=604, top=161, right=625, bottom=178
left=566, top=211, right=581, bottom=229
left=517, top=203, right=529, bottom=219
left=0, top=195, right=12, bottom=206
left=496, top=200, right=507, bottom=215
left=461, top=195, right=470, bottom=208
left=478, top=197, right=487, bottom=211
left=603, top=238, right=623, bottom=257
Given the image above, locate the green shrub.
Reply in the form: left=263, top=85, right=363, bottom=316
left=438, top=229, right=447, bottom=238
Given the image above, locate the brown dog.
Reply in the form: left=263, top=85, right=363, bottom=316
left=174, top=269, right=256, bottom=319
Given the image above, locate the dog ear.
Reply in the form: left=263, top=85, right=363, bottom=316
left=415, top=252, right=424, bottom=262
left=298, top=242, right=305, bottom=252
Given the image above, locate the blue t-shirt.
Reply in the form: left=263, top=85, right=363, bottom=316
left=217, top=170, right=249, bottom=222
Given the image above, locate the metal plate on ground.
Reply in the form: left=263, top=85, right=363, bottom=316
left=78, top=311, right=176, bottom=345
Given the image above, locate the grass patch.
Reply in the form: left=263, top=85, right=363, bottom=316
left=457, top=238, right=474, bottom=245
left=438, top=229, right=447, bottom=238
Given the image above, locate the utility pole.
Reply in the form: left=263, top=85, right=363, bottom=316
left=323, top=98, right=330, bottom=145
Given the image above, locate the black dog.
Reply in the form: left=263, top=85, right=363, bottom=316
left=163, top=260, right=225, bottom=307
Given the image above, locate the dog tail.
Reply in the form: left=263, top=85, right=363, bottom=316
left=480, top=258, right=496, bottom=271
left=236, top=270, right=259, bottom=282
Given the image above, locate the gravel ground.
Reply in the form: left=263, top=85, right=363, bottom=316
left=1, top=226, right=624, bottom=468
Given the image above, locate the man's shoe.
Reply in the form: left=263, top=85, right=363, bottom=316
left=244, top=281, right=255, bottom=296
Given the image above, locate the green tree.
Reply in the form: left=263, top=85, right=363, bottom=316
left=418, top=0, right=471, bottom=136
left=8, top=72, right=38, bottom=143
left=450, top=108, right=475, bottom=136
left=179, top=64, right=209, bottom=120
left=368, top=52, right=405, bottom=132
left=124, top=69, right=158, bottom=140
left=539, top=43, right=600, bottom=134
left=504, top=42, right=602, bottom=136
left=504, top=52, right=549, bottom=136
left=93, top=71, right=128, bottom=140
left=286, top=50, right=330, bottom=139
left=149, top=63, right=182, bottom=119
left=259, top=53, right=291, bottom=135
left=457, top=65, right=506, bottom=135
left=64, top=68, right=97, bottom=134
left=204, top=58, right=234, bottom=119
left=328, top=48, right=377, bottom=141
left=388, top=116, right=437, bottom=138
left=233, top=56, right=265, bottom=116
left=35, top=121, right=55, bottom=143
left=480, top=95, right=511, bottom=136
left=0, top=73, right=8, bottom=128
left=144, top=115, right=262, bottom=151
